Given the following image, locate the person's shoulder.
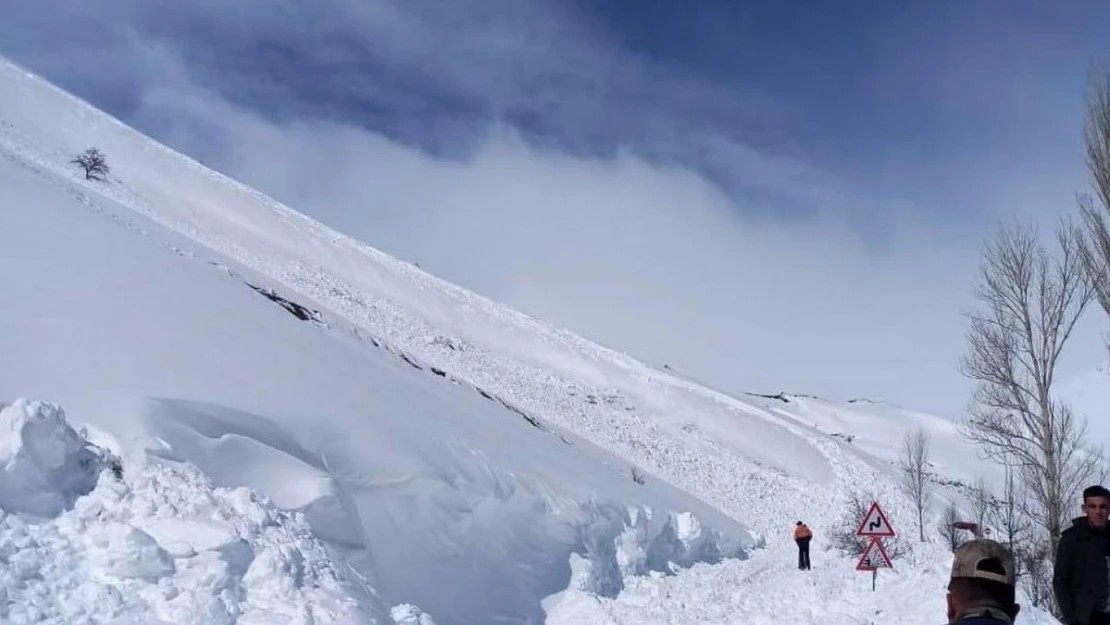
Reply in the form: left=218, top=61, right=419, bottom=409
left=1059, top=522, right=1086, bottom=543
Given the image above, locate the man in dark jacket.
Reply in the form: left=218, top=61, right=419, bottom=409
left=946, top=539, right=1021, bottom=624
left=1054, top=485, right=1110, bottom=625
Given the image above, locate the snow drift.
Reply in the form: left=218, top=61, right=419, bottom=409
left=0, top=398, right=383, bottom=625
left=131, top=397, right=750, bottom=624
left=0, top=398, right=102, bottom=518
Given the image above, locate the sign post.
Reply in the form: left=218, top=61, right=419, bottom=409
left=855, top=501, right=895, bottom=590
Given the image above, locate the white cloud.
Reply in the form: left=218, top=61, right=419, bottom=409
left=126, top=74, right=1035, bottom=418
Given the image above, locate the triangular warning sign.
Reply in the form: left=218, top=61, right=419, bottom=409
left=856, top=538, right=893, bottom=570
left=855, top=501, right=895, bottom=537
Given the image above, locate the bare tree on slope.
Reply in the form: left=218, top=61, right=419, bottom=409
left=994, top=464, right=1032, bottom=562
left=71, top=147, right=110, bottom=181
left=958, top=218, right=1100, bottom=553
left=899, top=426, right=931, bottom=542
left=968, top=475, right=994, bottom=535
left=939, top=502, right=964, bottom=552
left=1076, top=70, right=1110, bottom=328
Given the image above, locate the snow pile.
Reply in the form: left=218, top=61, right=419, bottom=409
left=0, top=398, right=102, bottom=518
left=564, top=503, right=751, bottom=600
left=134, top=398, right=752, bottom=625
left=0, top=398, right=387, bottom=625
left=390, top=605, right=438, bottom=625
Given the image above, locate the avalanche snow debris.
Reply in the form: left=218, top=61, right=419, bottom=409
left=390, top=604, right=438, bottom=625
left=0, top=398, right=389, bottom=625
left=0, top=398, right=102, bottom=517
left=564, top=502, right=747, bottom=600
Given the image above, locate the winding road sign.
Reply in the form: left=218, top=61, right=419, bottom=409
left=855, top=501, right=895, bottom=538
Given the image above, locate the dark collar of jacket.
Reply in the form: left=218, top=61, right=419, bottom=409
left=949, top=606, right=1013, bottom=624
left=1066, top=515, right=1110, bottom=541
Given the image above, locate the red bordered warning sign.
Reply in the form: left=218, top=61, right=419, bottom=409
left=856, top=537, right=893, bottom=570
left=855, top=501, right=896, bottom=538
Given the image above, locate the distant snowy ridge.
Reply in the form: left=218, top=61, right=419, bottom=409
left=0, top=398, right=392, bottom=624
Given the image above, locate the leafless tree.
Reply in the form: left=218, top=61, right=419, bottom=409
left=71, top=147, right=110, bottom=181
left=899, top=427, right=931, bottom=542
left=958, top=219, right=1100, bottom=552
left=1019, top=539, right=1057, bottom=611
left=1097, top=454, right=1110, bottom=486
left=1076, top=70, right=1110, bottom=323
left=969, top=475, right=994, bottom=534
left=993, top=464, right=1033, bottom=563
left=939, top=502, right=965, bottom=552
left=831, top=491, right=910, bottom=559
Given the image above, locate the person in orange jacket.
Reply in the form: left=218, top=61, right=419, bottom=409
left=794, top=521, right=813, bottom=570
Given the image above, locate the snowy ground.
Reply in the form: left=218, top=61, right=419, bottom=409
left=547, top=540, right=1061, bottom=625
left=0, top=54, right=1075, bottom=624
left=0, top=399, right=382, bottom=625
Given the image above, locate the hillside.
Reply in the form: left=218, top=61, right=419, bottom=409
left=0, top=55, right=1058, bottom=625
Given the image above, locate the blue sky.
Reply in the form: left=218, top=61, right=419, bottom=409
left=3, top=1, right=1110, bottom=416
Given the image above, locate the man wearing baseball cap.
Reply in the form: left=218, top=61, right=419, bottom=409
left=946, top=539, right=1021, bottom=624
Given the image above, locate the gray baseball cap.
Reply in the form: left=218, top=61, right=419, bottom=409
left=950, top=539, right=1016, bottom=587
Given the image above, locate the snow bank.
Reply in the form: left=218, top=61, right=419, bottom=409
left=128, top=397, right=753, bottom=625
left=0, top=398, right=102, bottom=518
left=390, top=604, right=438, bottom=625
left=0, top=397, right=751, bottom=625
left=540, top=502, right=749, bottom=618
left=0, top=398, right=389, bottom=625
left=568, top=503, right=748, bottom=598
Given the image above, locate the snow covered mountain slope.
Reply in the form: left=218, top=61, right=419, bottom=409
left=0, top=54, right=962, bottom=538
left=0, top=54, right=1057, bottom=625
left=0, top=58, right=752, bottom=624
left=0, top=115, right=751, bottom=624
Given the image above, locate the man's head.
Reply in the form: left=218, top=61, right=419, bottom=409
left=946, top=539, right=1020, bottom=623
left=1082, top=485, right=1110, bottom=529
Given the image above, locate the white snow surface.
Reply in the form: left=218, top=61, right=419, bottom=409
left=0, top=398, right=101, bottom=518
left=0, top=399, right=377, bottom=625
left=0, top=54, right=1065, bottom=624
left=546, top=541, right=1062, bottom=625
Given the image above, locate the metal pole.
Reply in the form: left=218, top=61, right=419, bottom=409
left=872, top=568, right=877, bottom=591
